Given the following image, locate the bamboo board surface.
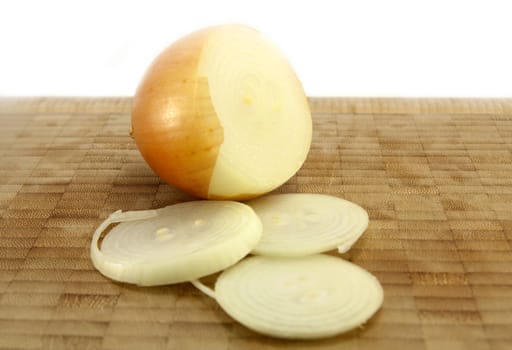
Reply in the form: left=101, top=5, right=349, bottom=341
left=1, top=97, right=511, bottom=350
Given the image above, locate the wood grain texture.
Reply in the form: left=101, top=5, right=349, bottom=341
left=1, top=97, right=512, bottom=350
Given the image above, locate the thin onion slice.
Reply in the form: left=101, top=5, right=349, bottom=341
left=246, top=194, right=369, bottom=257
left=212, top=254, right=383, bottom=339
left=90, top=201, right=262, bottom=286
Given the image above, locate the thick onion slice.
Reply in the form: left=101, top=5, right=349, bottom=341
left=211, top=254, right=383, bottom=339
left=246, top=194, right=369, bottom=257
left=90, top=201, right=262, bottom=286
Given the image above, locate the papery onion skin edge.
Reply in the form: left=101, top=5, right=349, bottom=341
left=131, top=27, right=223, bottom=199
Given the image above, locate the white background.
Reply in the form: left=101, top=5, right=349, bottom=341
left=1, top=0, right=511, bottom=97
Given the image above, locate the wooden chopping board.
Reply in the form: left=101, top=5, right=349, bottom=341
left=0, top=97, right=511, bottom=350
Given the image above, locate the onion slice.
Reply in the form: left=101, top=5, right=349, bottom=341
left=246, top=194, right=369, bottom=257
left=212, top=254, right=383, bottom=339
left=90, top=201, right=262, bottom=286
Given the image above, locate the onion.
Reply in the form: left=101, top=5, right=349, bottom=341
left=90, top=201, right=262, bottom=286
left=246, top=194, right=369, bottom=257
left=131, top=24, right=312, bottom=200
left=195, top=254, right=383, bottom=339
left=89, top=196, right=383, bottom=339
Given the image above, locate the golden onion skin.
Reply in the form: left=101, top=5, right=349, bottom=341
left=131, top=27, right=223, bottom=199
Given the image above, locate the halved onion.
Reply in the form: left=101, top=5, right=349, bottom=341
left=90, top=201, right=262, bottom=286
left=211, top=254, right=383, bottom=339
left=246, top=194, right=369, bottom=257
left=131, top=24, right=312, bottom=200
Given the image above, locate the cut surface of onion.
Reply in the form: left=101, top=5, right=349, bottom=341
left=213, top=254, right=383, bottom=339
left=90, top=201, right=262, bottom=286
left=131, top=24, right=312, bottom=200
left=246, top=194, right=369, bottom=257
